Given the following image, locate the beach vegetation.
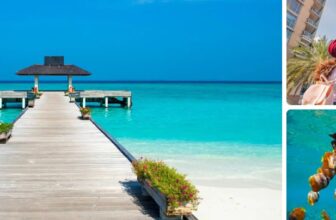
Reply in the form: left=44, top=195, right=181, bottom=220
left=34, top=91, right=43, bottom=98
left=80, top=107, right=91, bottom=115
left=0, top=123, right=13, bottom=133
left=287, top=36, right=330, bottom=94
left=132, top=158, right=199, bottom=215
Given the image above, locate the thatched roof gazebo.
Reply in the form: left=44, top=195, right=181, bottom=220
left=17, top=56, right=91, bottom=92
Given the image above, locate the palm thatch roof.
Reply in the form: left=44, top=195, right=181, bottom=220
left=17, top=56, right=91, bottom=76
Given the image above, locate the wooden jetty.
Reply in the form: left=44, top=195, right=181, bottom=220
left=76, top=90, right=132, bottom=108
left=0, top=91, right=28, bottom=109
left=0, top=92, right=158, bottom=219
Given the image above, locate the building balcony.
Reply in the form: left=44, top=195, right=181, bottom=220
left=306, top=18, right=318, bottom=30
left=315, top=0, right=326, bottom=5
left=287, top=25, right=294, bottom=32
left=299, top=41, right=310, bottom=48
left=313, top=0, right=326, bottom=10
left=310, top=8, right=322, bottom=17
left=302, top=31, right=314, bottom=39
left=301, top=31, right=314, bottom=44
left=287, top=20, right=297, bottom=30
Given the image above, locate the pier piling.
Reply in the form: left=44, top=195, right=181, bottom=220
left=105, top=97, right=108, bottom=108
left=21, top=98, right=25, bottom=109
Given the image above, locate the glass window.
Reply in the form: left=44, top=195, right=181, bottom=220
left=287, top=29, right=293, bottom=42
left=288, top=0, right=302, bottom=14
left=287, top=12, right=297, bottom=29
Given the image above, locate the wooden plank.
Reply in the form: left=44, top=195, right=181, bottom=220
left=0, top=92, right=158, bottom=219
left=79, top=90, right=131, bottom=98
left=0, top=210, right=156, bottom=220
left=103, top=90, right=131, bottom=97
left=0, top=91, right=27, bottom=98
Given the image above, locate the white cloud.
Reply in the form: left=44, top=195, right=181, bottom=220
left=316, top=1, right=336, bottom=40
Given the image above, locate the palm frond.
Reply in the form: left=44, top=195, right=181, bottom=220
left=287, top=36, right=331, bottom=95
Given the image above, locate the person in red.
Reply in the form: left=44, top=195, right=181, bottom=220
left=302, top=40, right=336, bottom=105
left=313, top=40, right=336, bottom=103
left=328, top=40, right=336, bottom=57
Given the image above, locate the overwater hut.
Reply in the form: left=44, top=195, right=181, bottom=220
left=17, top=56, right=91, bottom=92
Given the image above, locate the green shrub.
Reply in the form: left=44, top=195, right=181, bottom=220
left=0, top=123, right=13, bottom=133
left=80, top=107, right=91, bottom=114
left=132, top=158, right=199, bottom=213
left=33, top=90, right=42, bottom=95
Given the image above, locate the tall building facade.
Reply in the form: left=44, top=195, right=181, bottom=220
left=287, top=0, right=326, bottom=50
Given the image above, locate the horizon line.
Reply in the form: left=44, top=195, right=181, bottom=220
left=0, top=80, right=282, bottom=84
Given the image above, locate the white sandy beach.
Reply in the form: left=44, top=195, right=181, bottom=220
left=194, top=186, right=281, bottom=220
left=156, top=149, right=282, bottom=220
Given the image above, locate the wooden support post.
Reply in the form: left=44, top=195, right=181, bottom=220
left=34, top=75, right=39, bottom=91
left=105, top=97, right=108, bottom=108
left=68, top=75, right=73, bottom=91
left=0, top=98, right=2, bottom=109
left=127, top=97, right=131, bottom=108
left=82, top=97, right=86, bottom=108
left=22, top=98, right=25, bottom=109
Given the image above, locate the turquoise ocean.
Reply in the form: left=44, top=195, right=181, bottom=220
left=0, top=82, right=281, bottom=189
left=287, top=110, right=336, bottom=218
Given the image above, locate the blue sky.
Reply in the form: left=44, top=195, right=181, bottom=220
left=0, top=0, right=281, bottom=81
left=317, top=1, right=336, bottom=40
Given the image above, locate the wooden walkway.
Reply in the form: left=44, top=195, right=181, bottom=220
left=0, top=92, right=158, bottom=219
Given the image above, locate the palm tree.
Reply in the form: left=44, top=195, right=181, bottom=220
left=287, top=37, right=331, bottom=95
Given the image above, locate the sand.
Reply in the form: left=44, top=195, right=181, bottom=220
left=194, top=186, right=281, bottom=220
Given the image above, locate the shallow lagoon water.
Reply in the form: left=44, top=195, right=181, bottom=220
left=0, top=82, right=282, bottom=189
left=0, top=108, right=23, bottom=123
